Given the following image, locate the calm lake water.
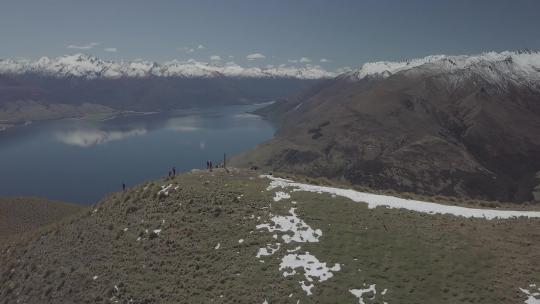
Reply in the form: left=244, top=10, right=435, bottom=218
left=0, top=104, right=274, bottom=204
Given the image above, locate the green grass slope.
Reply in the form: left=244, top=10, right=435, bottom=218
left=1, top=169, right=538, bottom=303
left=0, top=197, right=85, bottom=244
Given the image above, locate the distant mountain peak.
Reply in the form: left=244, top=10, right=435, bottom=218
left=344, top=51, right=540, bottom=85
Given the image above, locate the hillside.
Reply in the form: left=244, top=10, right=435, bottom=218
left=233, top=51, right=540, bottom=203
left=0, top=197, right=85, bottom=244
left=1, top=169, right=539, bottom=303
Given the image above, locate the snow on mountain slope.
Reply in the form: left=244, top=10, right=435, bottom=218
left=344, top=50, right=540, bottom=86
left=0, top=54, right=336, bottom=80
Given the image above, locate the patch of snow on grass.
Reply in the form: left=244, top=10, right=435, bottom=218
left=287, top=246, right=301, bottom=253
left=215, top=243, right=221, bottom=250
left=273, top=191, right=291, bottom=201
left=158, top=184, right=174, bottom=196
left=153, top=229, right=161, bottom=235
left=256, top=243, right=281, bottom=258
left=238, top=239, right=244, bottom=244
left=262, top=175, right=540, bottom=220
left=520, top=284, right=540, bottom=304
left=300, top=281, right=314, bottom=295
left=280, top=252, right=341, bottom=295
left=256, top=208, right=322, bottom=243
left=350, top=284, right=377, bottom=304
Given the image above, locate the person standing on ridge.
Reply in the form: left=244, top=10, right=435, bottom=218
left=122, top=183, right=126, bottom=191
left=172, top=166, right=176, bottom=177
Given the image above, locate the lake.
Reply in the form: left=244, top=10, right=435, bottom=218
left=0, top=104, right=274, bottom=204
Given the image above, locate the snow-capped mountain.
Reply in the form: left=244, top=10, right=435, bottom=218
left=247, top=50, right=540, bottom=203
left=343, top=50, right=540, bottom=87
left=0, top=54, right=336, bottom=80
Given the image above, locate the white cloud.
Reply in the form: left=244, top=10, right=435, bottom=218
left=300, top=57, right=311, bottom=63
left=178, top=47, right=195, bottom=53
left=336, top=66, right=353, bottom=74
left=210, top=55, right=221, bottom=61
left=55, top=128, right=146, bottom=147
left=197, top=44, right=206, bottom=50
left=246, top=53, right=266, bottom=60
left=320, top=58, right=331, bottom=63
left=104, top=47, right=118, bottom=52
left=67, top=42, right=100, bottom=50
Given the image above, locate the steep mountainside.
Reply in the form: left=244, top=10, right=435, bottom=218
left=0, top=54, right=330, bottom=123
left=1, top=169, right=539, bottom=303
left=234, top=51, right=540, bottom=203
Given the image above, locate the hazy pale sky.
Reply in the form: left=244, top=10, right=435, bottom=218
left=1, top=0, right=539, bottom=70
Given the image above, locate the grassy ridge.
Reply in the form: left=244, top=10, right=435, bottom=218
left=1, top=169, right=538, bottom=303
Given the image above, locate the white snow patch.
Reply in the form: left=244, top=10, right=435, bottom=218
left=280, top=252, right=341, bottom=295
left=256, top=208, right=322, bottom=243
left=92, top=275, right=98, bottom=280
left=158, top=184, right=174, bottom=196
left=350, top=284, right=377, bottom=304
left=287, top=246, right=302, bottom=253
left=215, top=243, right=221, bottom=250
left=300, top=281, right=314, bottom=296
left=256, top=243, right=281, bottom=258
left=153, top=229, right=161, bottom=235
left=262, top=175, right=540, bottom=220
left=273, top=191, right=291, bottom=202
left=238, top=239, right=244, bottom=244
left=520, top=285, right=540, bottom=304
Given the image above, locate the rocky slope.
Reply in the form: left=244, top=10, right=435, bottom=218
left=1, top=169, right=540, bottom=303
left=234, top=51, right=540, bottom=203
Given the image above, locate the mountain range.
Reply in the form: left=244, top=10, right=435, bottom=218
left=0, top=54, right=336, bottom=80
left=233, top=50, right=540, bottom=203
left=0, top=54, right=333, bottom=123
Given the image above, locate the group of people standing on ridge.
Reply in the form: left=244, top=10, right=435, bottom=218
left=122, top=155, right=227, bottom=191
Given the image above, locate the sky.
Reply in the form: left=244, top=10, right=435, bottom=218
left=1, top=0, right=540, bottom=71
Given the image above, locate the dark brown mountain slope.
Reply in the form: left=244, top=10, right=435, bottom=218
left=233, top=63, right=540, bottom=203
